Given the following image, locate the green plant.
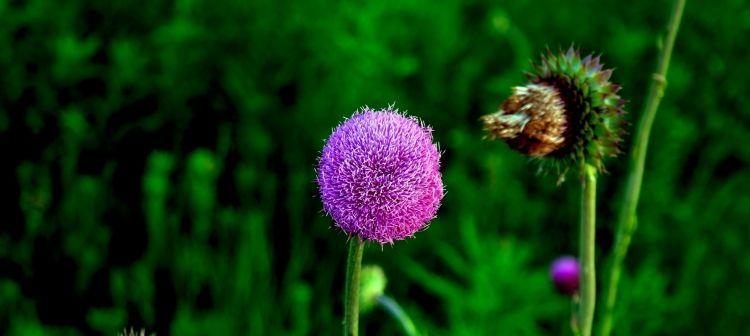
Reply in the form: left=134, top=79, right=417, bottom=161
left=600, top=1, right=687, bottom=335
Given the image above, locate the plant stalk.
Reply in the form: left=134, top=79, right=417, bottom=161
left=579, top=163, right=597, bottom=336
left=344, top=237, right=365, bottom=336
left=377, top=295, right=420, bottom=336
left=599, top=1, right=686, bottom=335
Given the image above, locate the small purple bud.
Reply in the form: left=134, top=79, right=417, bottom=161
left=550, top=256, right=580, bottom=296
left=316, top=106, right=444, bottom=244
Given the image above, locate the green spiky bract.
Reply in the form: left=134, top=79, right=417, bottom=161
left=530, top=47, right=626, bottom=176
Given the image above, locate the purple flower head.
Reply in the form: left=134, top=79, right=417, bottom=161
left=550, top=256, right=580, bottom=296
left=317, top=106, right=444, bottom=244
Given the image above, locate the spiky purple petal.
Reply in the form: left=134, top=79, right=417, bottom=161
left=317, top=107, right=444, bottom=244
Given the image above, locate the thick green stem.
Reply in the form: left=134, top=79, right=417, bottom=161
left=377, top=295, right=420, bottom=336
left=579, top=163, right=597, bottom=336
left=599, top=1, right=686, bottom=335
left=344, top=238, right=365, bottom=336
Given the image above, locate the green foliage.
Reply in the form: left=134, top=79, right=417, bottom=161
left=1, top=0, right=749, bottom=335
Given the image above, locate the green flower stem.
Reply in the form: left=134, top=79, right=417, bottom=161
left=579, top=163, right=597, bottom=336
left=344, top=237, right=365, bottom=336
left=599, top=1, right=686, bottom=335
left=377, top=295, right=420, bottom=336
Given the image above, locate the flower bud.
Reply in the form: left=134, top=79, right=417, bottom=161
left=360, top=265, right=387, bottom=312
left=550, top=256, right=580, bottom=296
left=119, top=328, right=148, bottom=336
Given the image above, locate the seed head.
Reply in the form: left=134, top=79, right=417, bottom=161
left=316, top=106, right=444, bottom=244
left=482, top=47, right=626, bottom=178
left=482, top=83, right=567, bottom=156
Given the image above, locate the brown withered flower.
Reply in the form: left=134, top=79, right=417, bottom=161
left=482, top=83, right=567, bottom=156
left=482, top=47, right=626, bottom=178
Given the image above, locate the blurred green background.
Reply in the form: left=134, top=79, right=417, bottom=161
left=1, top=0, right=749, bottom=335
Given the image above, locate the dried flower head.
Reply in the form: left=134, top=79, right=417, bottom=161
left=483, top=83, right=567, bottom=156
left=550, top=256, right=580, bottom=296
left=317, top=106, right=444, bottom=244
left=482, top=47, right=626, bottom=177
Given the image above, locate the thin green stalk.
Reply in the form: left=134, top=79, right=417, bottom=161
left=344, top=237, right=365, bottom=336
left=599, top=1, right=686, bottom=335
left=579, top=163, right=597, bottom=336
left=377, top=295, right=420, bottom=336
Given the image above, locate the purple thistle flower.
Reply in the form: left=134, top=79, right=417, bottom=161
left=317, top=106, right=444, bottom=244
left=550, top=256, right=580, bottom=296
